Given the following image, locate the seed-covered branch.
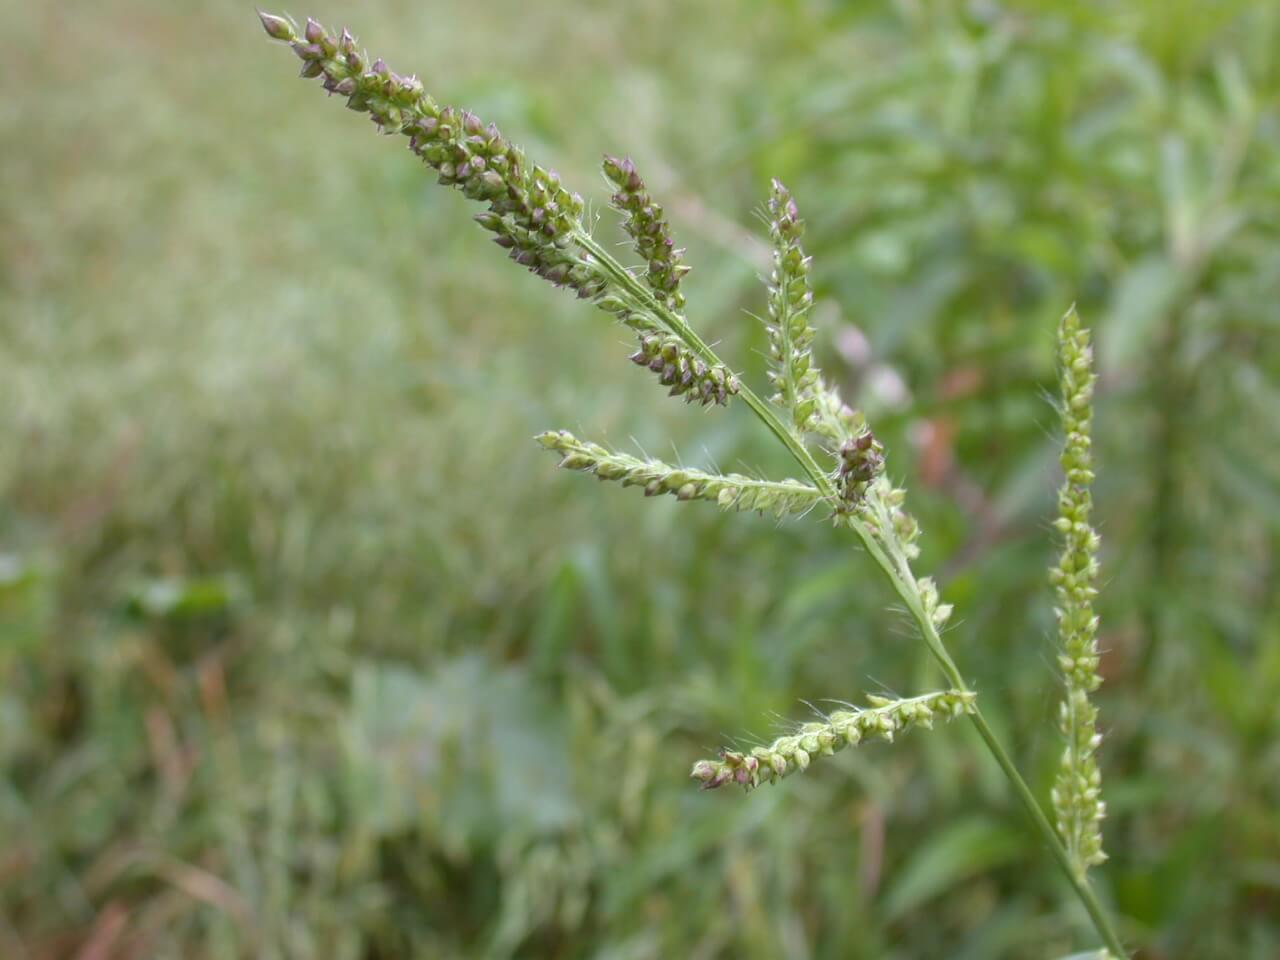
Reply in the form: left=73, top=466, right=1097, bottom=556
left=763, top=180, right=821, bottom=432
left=259, top=13, right=738, bottom=410
left=259, top=14, right=597, bottom=292
left=1050, top=307, right=1107, bottom=876
left=603, top=155, right=689, bottom=311
left=630, top=334, right=739, bottom=406
left=536, top=431, right=822, bottom=516
left=691, top=690, right=976, bottom=790
left=762, top=181, right=863, bottom=448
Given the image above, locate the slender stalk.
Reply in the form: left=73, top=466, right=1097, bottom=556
left=572, top=227, right=1127, bottom=956
left=969, top=710, right=1127, bottom=957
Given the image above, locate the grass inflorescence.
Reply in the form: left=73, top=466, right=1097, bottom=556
left=261, top=12, right=1129, bottom=956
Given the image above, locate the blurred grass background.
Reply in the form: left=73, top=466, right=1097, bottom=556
left=2, top=0, right=1279, bottom=957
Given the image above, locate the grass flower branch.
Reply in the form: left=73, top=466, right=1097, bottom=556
left=761, top=181, right=864, bottom=448
left=603, top=155, right=690, bottom=311
left=260, top=14, right=1127, bottom=955
left=1051, top=307, right=1107, bottom=877
left=692, top=690, right=976, bottom=790
left=536, top=430, right=820, bottom=516
left=763, top=180, right=821, bottom=433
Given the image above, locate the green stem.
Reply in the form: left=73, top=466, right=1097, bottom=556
left=576, top=229, right=962, bottom=678
left=573, top=229, right=1126, bottom=954
left=968, top=710, right=1128, bottom=957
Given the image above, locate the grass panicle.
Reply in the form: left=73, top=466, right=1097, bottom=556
left=263, top=16, right=1129, bottom=956
left=691, top=690, right=976, bottom=790
left=1050, top=307, right=1108, bottom=876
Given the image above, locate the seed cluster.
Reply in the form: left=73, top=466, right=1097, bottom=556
left=264, top=22, right=1123, bottom=951
left=1049, top=307, right=1107, bottom=875
left=603, top=156, right=689, bottom=311
left=536, top=431, right=821, bottom=517
left=691, top=691, right=975, bottom=790
left=837, top=429, right=885, bottom=508
left=262, top=14, right=604, bottom=299
left=629, top=335, right=739, bottom=406
left=764, top=180, right=822, bottom=433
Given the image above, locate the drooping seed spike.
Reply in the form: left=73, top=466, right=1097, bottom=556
left=260, top=14, right=601, bottom=301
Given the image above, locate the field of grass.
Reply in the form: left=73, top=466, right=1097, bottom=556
left=2, top=1, right=1279, bottom=957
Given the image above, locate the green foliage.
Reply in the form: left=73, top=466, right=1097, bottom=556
left=2, top=1, right=1278, bottom=958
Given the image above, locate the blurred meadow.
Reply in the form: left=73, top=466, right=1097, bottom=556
left=3, top=0, right=1280, bottom=957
